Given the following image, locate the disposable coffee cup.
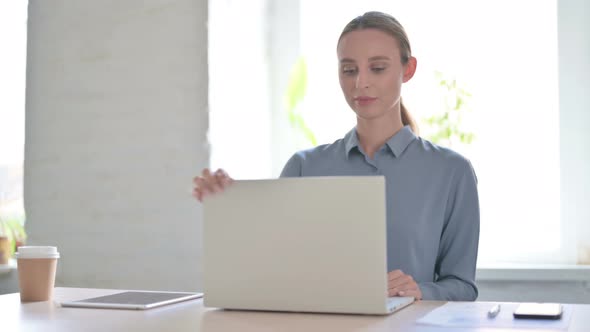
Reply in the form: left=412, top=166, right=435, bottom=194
left=15, top=246, right=60, bottom=302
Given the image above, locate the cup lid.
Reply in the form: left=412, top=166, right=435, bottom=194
left=15, top=246, right=60, bottom=259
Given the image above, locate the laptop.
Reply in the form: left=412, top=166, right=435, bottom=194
left=60, top=291, right=203, bottom=310
left=203, top=176, right=414, bottom=315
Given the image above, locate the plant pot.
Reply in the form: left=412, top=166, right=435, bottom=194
left=0, top=236, right=10, bottom=264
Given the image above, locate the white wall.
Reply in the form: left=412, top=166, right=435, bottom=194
left=477, top=280, right=590, bottom=304
left=558, top=0, right=590, bottom=264
left=24, top=0, right=208, bottom=292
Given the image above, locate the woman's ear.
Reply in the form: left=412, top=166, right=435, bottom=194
left=402, top=56, right=417, bottom=83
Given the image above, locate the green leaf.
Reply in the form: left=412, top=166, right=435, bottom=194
left=285, top=57, right=308, bottom=112
left=0, top=217, right=27, bottom=257
left=455, top=97, right=464, bottom=111
left=421, top=69, right=476, bottom=148
left=302, top=126, right=318, bottom=146
left=284, top=56, right=319, bottom=147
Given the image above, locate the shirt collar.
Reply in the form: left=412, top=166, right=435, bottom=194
left=344, top=125, right=417, bottom=158
left=344, top=128, right=360, bottom=157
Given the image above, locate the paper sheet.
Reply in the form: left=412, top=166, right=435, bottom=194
left=416, top=302, right=572, bottom=330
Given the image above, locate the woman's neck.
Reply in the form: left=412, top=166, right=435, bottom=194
left=356, top=112, right=403, bottom=159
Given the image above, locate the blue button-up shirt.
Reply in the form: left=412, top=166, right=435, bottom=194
left=280, top=126, right=480, bottom=301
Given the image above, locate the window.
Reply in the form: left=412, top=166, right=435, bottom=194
left=209, top=0, right=589, bottom=266
left=299, top=0, right=560, bottom=266
left=0, top=2, right=27, bottom=235
left=208, top=0, right=273, bottom=179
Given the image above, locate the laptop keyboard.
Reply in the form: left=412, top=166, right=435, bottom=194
left=387, top=297, right=413, bottom=311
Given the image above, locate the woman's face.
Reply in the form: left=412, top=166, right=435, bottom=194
left=337, top=28, right=416, bottom=122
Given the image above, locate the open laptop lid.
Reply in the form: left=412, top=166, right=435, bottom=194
left=203, top=176, right=398, bottom=314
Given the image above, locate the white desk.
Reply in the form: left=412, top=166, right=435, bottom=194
left=1, top=287, right=589, bottom=331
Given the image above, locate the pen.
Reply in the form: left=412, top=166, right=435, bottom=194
left=488, top=304, right=501, bottom=318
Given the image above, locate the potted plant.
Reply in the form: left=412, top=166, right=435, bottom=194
left=0, top=217, right=26, bottom=264
left=422, top=70, right=475, bottom=147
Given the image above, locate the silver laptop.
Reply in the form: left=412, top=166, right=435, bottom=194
left=203, top=176, right=414, bottom=315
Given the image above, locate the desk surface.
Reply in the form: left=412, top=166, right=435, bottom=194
left=1, top=287, right=589, bottom=332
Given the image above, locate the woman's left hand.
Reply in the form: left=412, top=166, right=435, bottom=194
left=387, top=269, right=422, bottom=300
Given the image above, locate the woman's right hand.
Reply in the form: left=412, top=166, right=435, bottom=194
left=192, top=168, right=233, bottom=202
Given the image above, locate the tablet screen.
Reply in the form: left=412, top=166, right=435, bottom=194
left=61, top=291, right=203, bottom=309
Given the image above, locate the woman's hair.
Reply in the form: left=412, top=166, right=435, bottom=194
left=338, top=11, right=418, bottom=134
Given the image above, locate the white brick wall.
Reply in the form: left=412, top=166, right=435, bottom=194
left=23, top=0, right=208, bottom=292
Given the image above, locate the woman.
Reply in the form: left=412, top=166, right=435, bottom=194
left=193, top=11, right=479, bottom=301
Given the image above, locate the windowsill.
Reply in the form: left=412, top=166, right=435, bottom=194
left=476, top=264, right=590, bottom=282
left=0, top=259, right=17, bottom=275
left=3, top=261, right=589, bottom=280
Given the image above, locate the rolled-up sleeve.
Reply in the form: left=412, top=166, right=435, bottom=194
left=419, top=160, right=480, bottom=301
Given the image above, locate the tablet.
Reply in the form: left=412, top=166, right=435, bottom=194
left=60, top=291, right=203, bottom=310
